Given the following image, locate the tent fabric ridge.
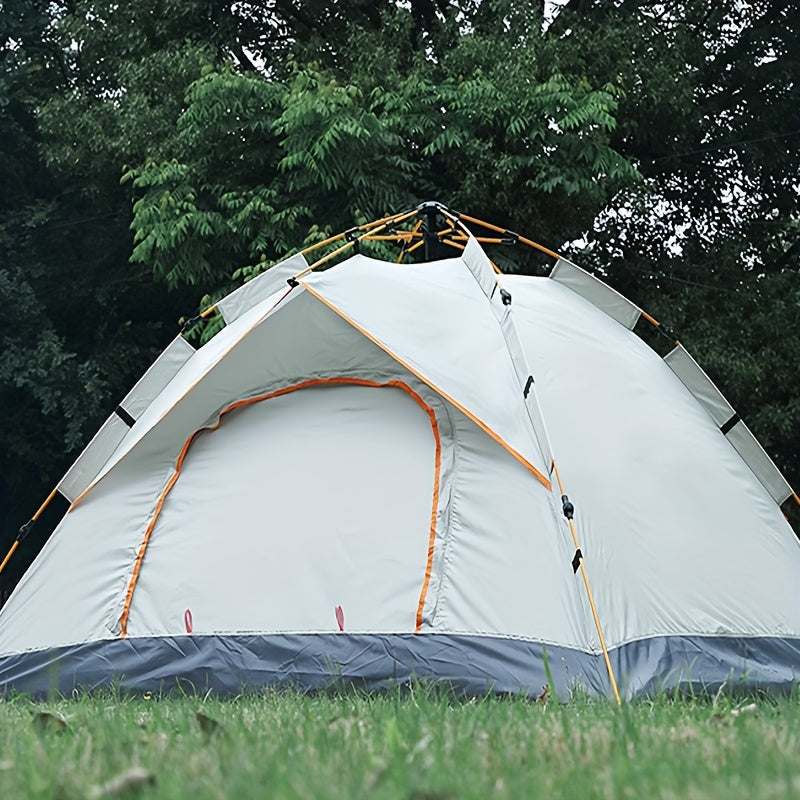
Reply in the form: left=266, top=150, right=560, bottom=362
left=56, top=334, right=197, bottom=504
left=458, top=234, right=555, bottom=469
left=216, top=252, right=308, bottom=324
left=415, top=399, right=459, bottom=632
left=547, top=261, right=795, bottom=510
left=117, top=376, right=445, bottom=640
left=299, top=280, right=552, bottom=491
left=549, top=258, right=642, bottom=330
left=663, top=344, right=794, bottom=506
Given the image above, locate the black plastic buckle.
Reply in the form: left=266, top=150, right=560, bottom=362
left=657, top=323, right=677, bottom=341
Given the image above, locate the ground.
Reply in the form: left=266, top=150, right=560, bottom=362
left=0, top=688, right=797, bottom=799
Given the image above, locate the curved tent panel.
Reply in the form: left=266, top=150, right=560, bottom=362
left=76, top=281, right=303, bottom=502
left=217, top=252, right=308, bottom=324
left=126, top=382, right=442, bottom=637
left=548, top=256, right=795, bottom=510
left=0, top=282, right=582, bottom=669
left=504, top=275, right=800, bottom=662
left=664, top=345, right=793, bottom=505
left=550, top=258, right=642, bottom=330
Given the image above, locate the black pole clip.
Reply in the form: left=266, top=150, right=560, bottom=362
left=286, top=277, right=299, bottom=288
left=17, top=519, right=36, bottom=543
left=115, top=405, right=136, bottom=428
left=561, top=495, right=575, bottom=520
left=656, top=322, right=677, bottom=342
left=720, top=413, right=741, bottom=435
left=501, top=230, right=519, bottom=246
left=500, top=288, right=512, bottom=306
left=180, top=315, right=202, bottom=334
left=345, top=227, right=361, bottom=254
left=571, top=548, right=583, bottom=573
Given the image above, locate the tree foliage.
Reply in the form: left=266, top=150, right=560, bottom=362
left=123, top=9, right=636, bottom=292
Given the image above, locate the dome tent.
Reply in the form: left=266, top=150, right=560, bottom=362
left=1, top=203, right=798, bottom=701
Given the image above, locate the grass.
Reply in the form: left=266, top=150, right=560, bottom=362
left=1, top=687, right=800, bottom=799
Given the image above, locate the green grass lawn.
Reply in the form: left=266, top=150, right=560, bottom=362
left=1, top=687, right=799, bottom=799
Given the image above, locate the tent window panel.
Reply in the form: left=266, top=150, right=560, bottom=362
left=124, top=381, right=439, bottom=637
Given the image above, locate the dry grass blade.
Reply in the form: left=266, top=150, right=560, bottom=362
left=31, top=710, right=68, bottom=733
left=88, top=766, right=155, bottom=798
left=535, top=685, right=550, bottom=708
left=196, top=710, right=223, bottom=735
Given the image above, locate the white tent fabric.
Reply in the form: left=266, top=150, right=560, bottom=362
left=300, top=250, right=551, bottom=483
left=503, top=276, right=800, bottom=652
left=57, top=335, right=196, bottom=502
left=1, top=238, right=798, bottom=699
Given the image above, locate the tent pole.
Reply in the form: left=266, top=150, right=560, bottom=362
left=0, top=541, right=19, bottom=575
left=182, top=211, right=420, bottom=326
left=293, top=210, right=418, bottom=280
left=552, top=461, right=622, bottom=705
left=454, top=212, right=563, bottom=261
left=397, top=220, right=424, bottom=263
left=440, top=200, right=622, bottom=702
left=0, top=487, right=59, bottom=577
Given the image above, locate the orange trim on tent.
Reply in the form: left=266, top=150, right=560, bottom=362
left=300, top=282, right=552, bottom=491
left=118, top=377, right=442, bottom=638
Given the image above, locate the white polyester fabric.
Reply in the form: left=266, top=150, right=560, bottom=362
left=504, top=275, right=800, bottom=649
left=665, top=345, right=792, bottom=504
left=217, top=253, right=308, bottom=323
left=84, top=283, right=301, bottom=495
left=303, top=255, right=550, bottom=482
left=550, top=258, right=642, bottom=329
left=127, top=384, right=438, bottom=636
left=0, top=288, right=577, bottom=654
left=423, top=403, right=592, bottom=651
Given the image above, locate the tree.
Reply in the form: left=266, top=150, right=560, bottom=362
left=123, top=4, right=637, bottom=294
left=0, top=0, right=206, bottom=591
left=542, top=1, right=800, bottom=488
